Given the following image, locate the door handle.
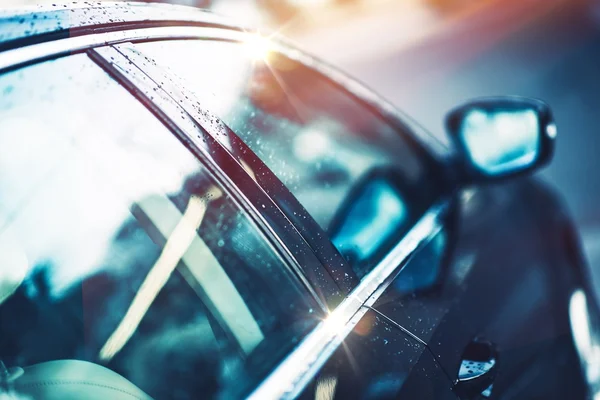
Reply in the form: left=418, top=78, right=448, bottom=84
left=454, top=338, right=498, bottom=399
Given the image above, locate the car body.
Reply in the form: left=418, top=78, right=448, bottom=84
left=0, top=3, right=597, bottom=400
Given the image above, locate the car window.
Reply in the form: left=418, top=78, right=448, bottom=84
left=134, top=39, right=436, bottom=275
left=0, top=55, right=319, bottom=400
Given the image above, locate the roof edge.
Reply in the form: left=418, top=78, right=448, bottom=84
left=0, top=2, right=250, bottom=50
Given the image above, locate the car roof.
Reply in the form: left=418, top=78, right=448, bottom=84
left=0, top=1, right=244, bottom=51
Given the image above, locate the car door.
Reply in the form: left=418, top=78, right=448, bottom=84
left=370, top=182, right=586, bottom=400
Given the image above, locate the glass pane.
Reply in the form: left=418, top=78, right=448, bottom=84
left=460, top=108, right=540, bottom=175
left=0, top=55, right=318, bottom=400
left=134, top=39, right=426, bottom=245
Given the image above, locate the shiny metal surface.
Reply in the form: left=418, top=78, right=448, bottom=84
left=0, top=27, right=230, bottom=73
left=0, top=2, right=240, bottom=47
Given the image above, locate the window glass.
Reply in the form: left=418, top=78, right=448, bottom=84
left=0, top=55, right=318, bottom=400
left=135, top=39, right=431, bottom=269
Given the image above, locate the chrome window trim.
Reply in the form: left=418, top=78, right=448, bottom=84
left=0, top=27, right=225, bottom=73
left=248, top=204, right=446, bottom=399
left=0, top=3, right=243, bottom=49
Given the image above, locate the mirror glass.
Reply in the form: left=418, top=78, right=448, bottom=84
left=460, top=107, right=540, bottom=176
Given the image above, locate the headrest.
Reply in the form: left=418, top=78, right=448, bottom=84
left=13, top=360, right=153, bottom=400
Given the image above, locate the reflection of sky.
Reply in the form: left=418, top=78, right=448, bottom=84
left=461, top=109, right=539, bottom=175
left=0, top=55, right=197, bottom=296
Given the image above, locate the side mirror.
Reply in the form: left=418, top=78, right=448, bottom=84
left=445, top=96, right=556, bottom=183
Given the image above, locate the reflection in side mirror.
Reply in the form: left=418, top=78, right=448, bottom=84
left=446, top=96, right=556, bottom=182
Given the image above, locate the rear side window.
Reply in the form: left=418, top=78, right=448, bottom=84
left=0, top=55, right=318, bottom=399
left=135, top=39, right=436, bottom=275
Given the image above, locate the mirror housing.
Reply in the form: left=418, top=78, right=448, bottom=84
left=445, top=96, right=556, bottom=184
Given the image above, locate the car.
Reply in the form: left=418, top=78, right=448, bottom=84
left=0, top=2, right=597, bottom=400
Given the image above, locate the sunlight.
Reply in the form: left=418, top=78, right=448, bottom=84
left=244, top=33, right=273, bottom=62
left=323, top=311, right=347, bottom=335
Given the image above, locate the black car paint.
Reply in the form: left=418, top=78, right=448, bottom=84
left=0, top=4, right=594, bottom=399
left=415, top=178, right=587, bottom=399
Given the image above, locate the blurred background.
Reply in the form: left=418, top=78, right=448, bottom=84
left=4, top=0, right=600, bottom=290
